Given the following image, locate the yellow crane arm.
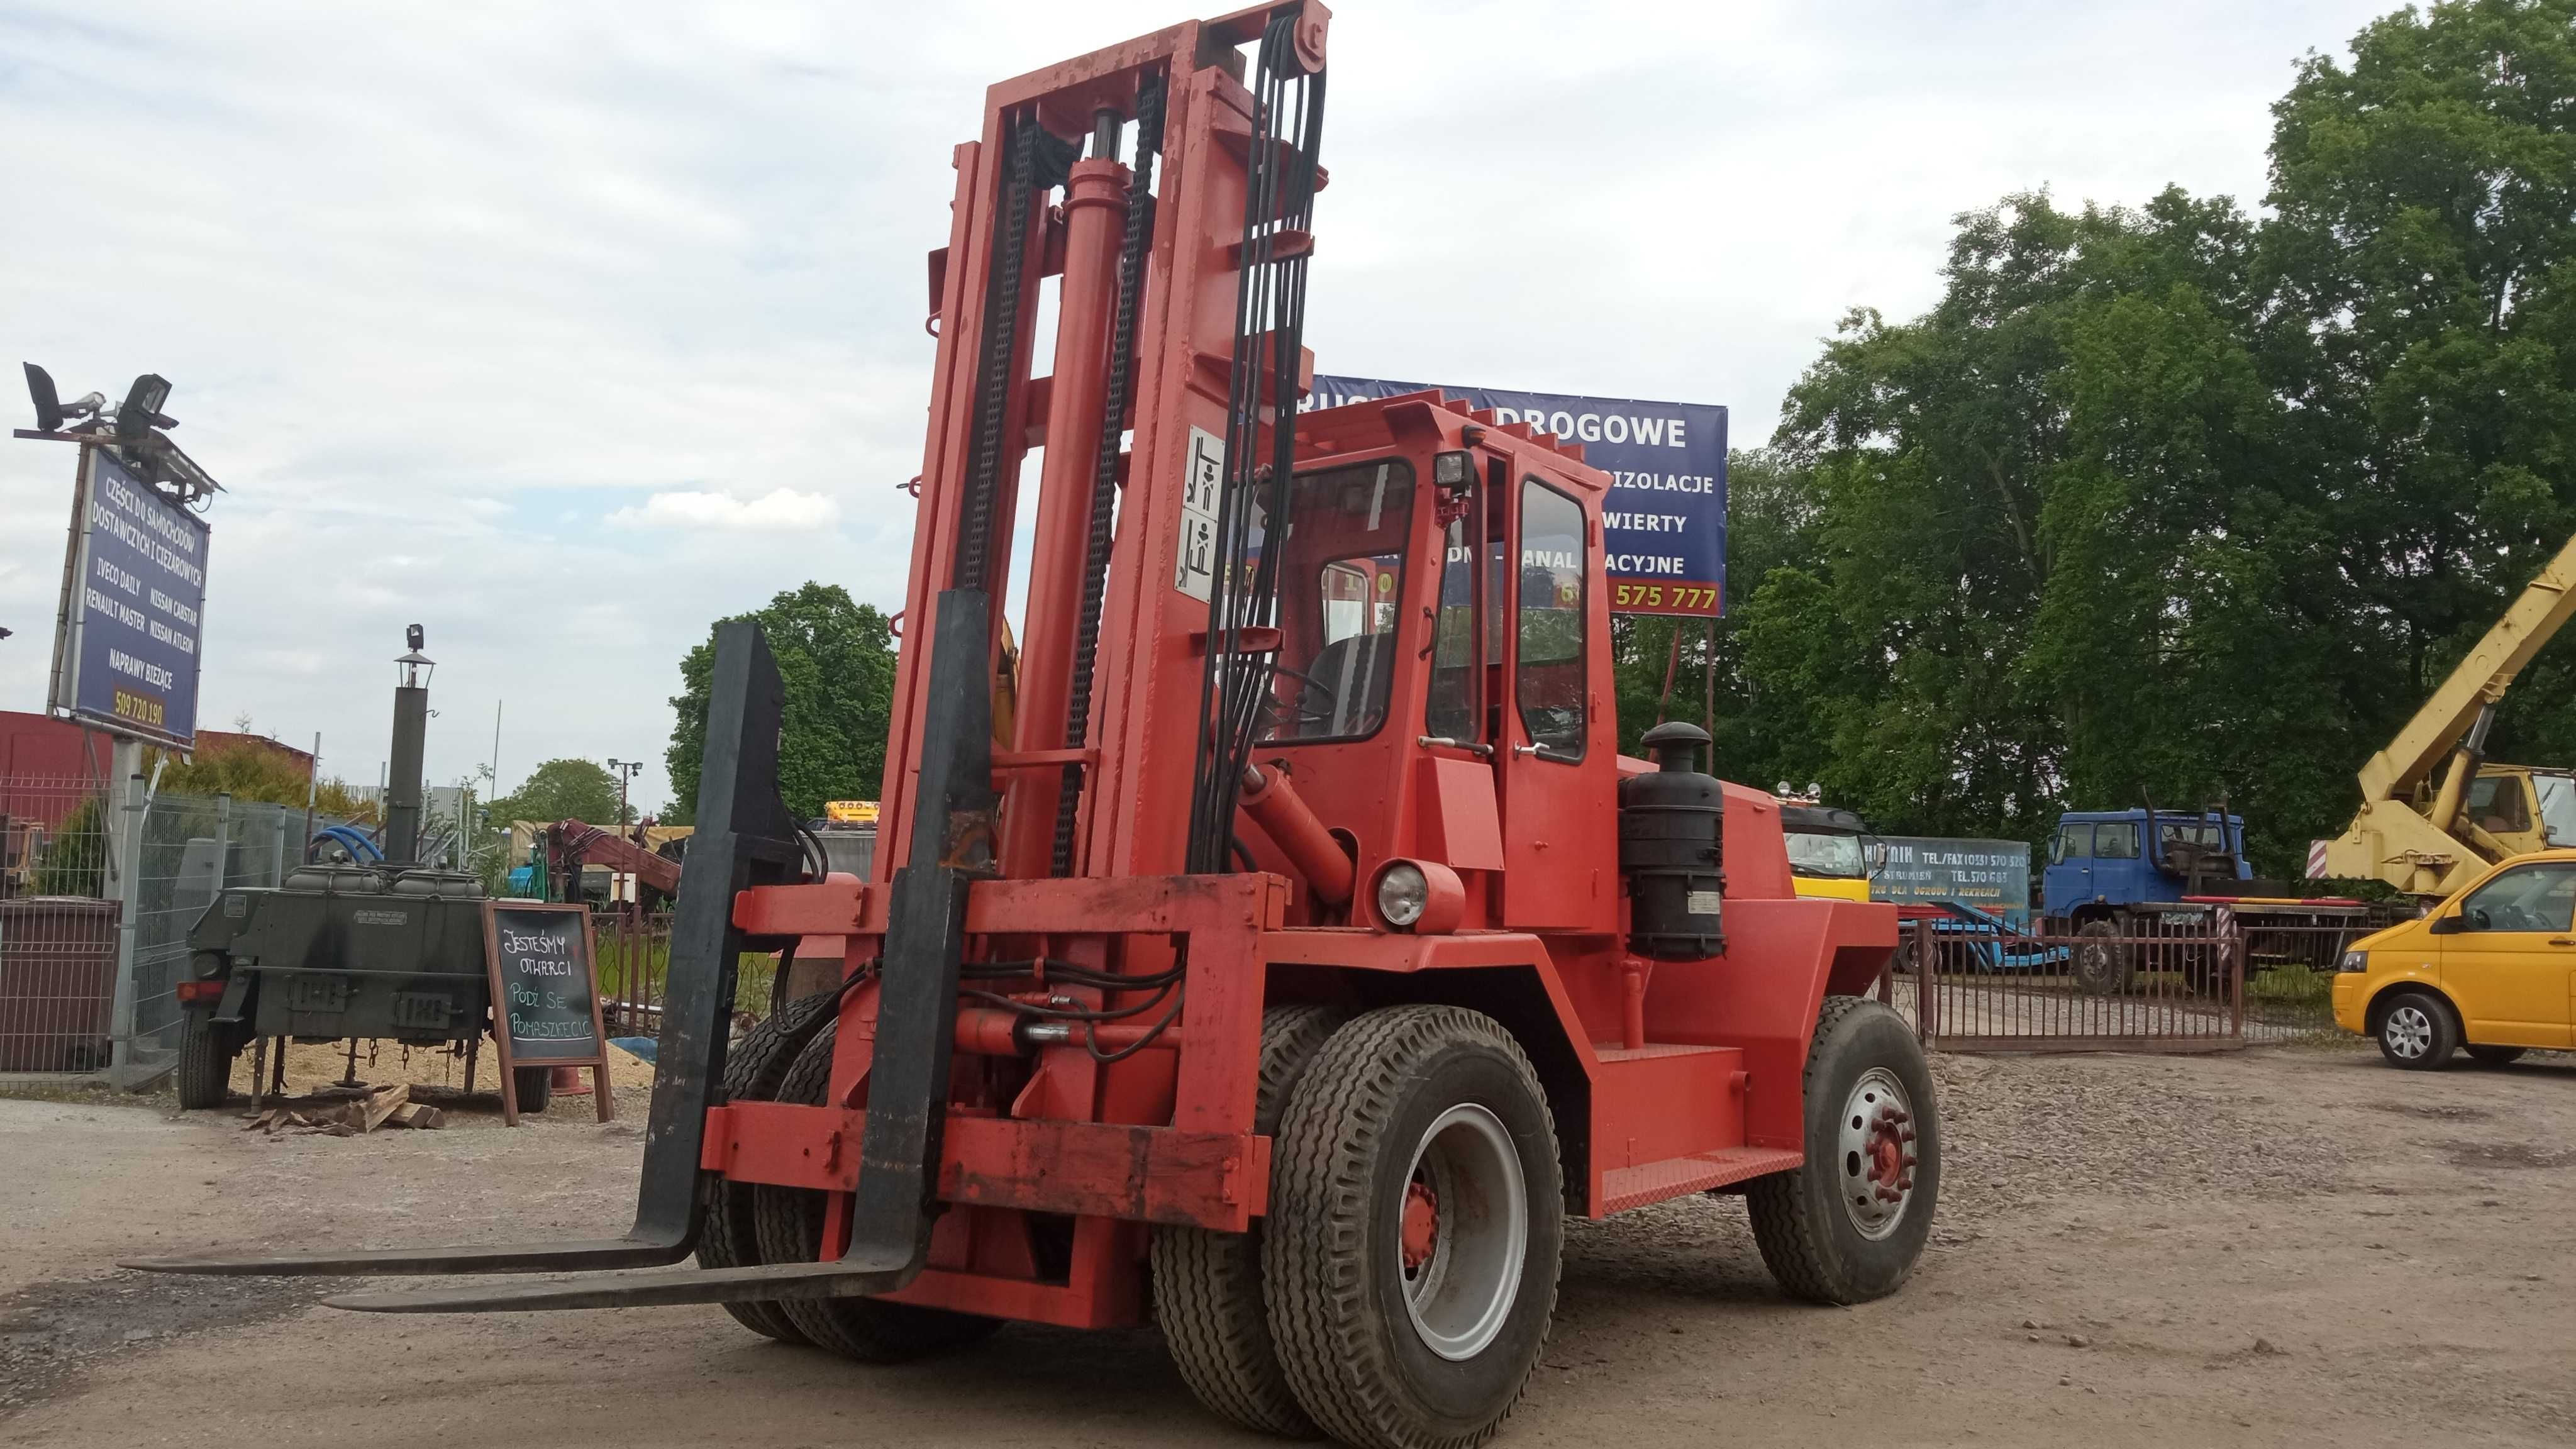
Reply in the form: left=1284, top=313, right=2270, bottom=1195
left=2355, top=531, right=2576, bottom=802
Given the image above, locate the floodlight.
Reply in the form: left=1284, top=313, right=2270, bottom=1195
left=24, top=363, right=62, bottom=431
left=115, top=373, right=174, bottom=443
left=406, top=623, right=425, bottom=652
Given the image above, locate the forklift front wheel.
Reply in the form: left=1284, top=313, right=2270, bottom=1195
left=1263, top=1006, right=1561, bottom=1449
left=2072, top=921, right=2135, bottom=996
left=1748, top=996, right=1941, bottom=1305
left=177, top=1008, right=236, bottom=1111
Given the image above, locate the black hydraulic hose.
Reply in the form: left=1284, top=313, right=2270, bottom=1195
left=1187, top=14, right=1325, bottom=873
left=1051, top=73, right=1167, bottom=878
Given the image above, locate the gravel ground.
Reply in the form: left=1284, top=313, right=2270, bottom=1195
left=3, top=1040, right=2570, bottom=1447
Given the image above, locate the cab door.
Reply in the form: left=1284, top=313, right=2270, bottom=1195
left=2437, top=860, right=2576, bottom=1049
left=2043, top=823, right=2093, bottom=918
left=1498, top=472, right=1613, bottom=930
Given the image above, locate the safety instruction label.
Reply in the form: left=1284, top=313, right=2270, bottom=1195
left=1174, top=426, right=1225, bottom=602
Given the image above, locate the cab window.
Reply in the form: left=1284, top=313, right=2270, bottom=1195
left=1515, top=478, right=1587, bottom=759
left=2466, top=776, right=2532, bottom=836
left=2094, top=821, right=2140, bottom=860
left=1425, top=501, right=1480, bottom=742
left=1258, top=459, right=1414, bottom=743
left=2456, top=862, right=2576, bottom=933
left=2051, top=823, right=2093, bottom=863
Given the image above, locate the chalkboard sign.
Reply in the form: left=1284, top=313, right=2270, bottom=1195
left=480, top=901, right=614, bottom=1124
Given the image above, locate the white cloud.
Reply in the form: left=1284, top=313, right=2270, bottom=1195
left=0, top=0, right=2397, bottom=810
left=611, top=487, right=839, bottom=532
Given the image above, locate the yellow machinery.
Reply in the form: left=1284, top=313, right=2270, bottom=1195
left=2316, top=534, right=2576, bottom=896
left=1780, top=799, right=1879, bottom=902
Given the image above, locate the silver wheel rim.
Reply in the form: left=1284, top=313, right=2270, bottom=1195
left=2385, top=1004, right=2432, bottom=1058
left=1836, top=1067, right=1918, bottom=1241
left=1396, top=1102, right=1526, bottom=1362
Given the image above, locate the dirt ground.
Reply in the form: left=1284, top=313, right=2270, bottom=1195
left=3, top=1041, right=2570, bottom=1448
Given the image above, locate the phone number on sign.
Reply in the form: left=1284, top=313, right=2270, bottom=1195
left=1609, top=581, right=1719, bottom=615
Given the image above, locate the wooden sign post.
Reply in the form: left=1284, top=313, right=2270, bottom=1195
left=480, top=901, right=614, bottom=1125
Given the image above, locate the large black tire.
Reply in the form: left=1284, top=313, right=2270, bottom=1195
left=1153, top=1002, right=1345, bottom=1436
left=2466, top=1044, right=2528, bottom=1067
left=1748, top=996, right=1940, bottom=1306
left=2072, top=920, right=2135, bottom=996
left=753, top=1021, right=1000, bottom=1362
left=1264, top=1006, right=1562, bottom=1449
left=176, top=1008, right=235, bottom=1111
left=699, top=990, right=841, bottom=1344
left=2374, top=989, right=2459, bottom=1070
left=511, top=1065, right=553, bottom=1114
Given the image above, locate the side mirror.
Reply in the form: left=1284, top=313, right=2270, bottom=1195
left=2428, top=914, right=2463, bottom=935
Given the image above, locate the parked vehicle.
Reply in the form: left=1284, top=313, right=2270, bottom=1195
left=2333, top=849, right=2576, bottom=1068
left=2043, top=805, right=2389, bottom=995
left=1780, top=800, right=1878, bottom=903
left=2315, top=533, right=2576, bottom=898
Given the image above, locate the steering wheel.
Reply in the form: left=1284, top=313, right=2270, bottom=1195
left=1262, top=662, right=1341, bottom=734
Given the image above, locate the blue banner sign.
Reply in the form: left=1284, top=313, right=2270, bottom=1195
left=50, top=447, right=211, bottom=747
left=1304, top=376, right=1728, bottom=616
left=1874, top=836, right=2033, bottom=924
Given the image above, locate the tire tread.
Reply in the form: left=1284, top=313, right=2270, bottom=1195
left=1264, top=1006, right=1559, bottom=1449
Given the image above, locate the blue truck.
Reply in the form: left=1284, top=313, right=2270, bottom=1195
left=2041, top=806, right=2390, bottom=994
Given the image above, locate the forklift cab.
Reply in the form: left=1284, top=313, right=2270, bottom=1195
left=1246, top=396, right=1616, bottom=934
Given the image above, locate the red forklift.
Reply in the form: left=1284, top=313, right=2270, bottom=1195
left=136, top=8, right=1939, bottom=1446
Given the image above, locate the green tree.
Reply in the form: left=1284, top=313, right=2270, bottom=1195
left=2263, top=0, right=2576, bottom=767
left=489, top=758, right=626, bottom=826
left=664, top=583, right=897, bottom=824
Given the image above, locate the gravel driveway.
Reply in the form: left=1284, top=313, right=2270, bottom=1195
left=4, top=1040, right=2570, bottom=1447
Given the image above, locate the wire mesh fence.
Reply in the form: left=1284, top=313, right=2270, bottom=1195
left=1, top=776, right=118, bottom=1073
left=1, top=776, right=309, bottom=1082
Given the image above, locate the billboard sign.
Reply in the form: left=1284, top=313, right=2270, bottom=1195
left=49, top=447, right=211, bottom=748
left=1874, top=836, right=2033, bottom=924
left=1304, top=376, right=1727, bottom=616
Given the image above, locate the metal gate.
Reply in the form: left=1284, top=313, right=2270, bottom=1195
left=1897, top=916, right=2253, bottom=1052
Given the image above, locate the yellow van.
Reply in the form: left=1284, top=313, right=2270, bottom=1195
left=2333, top=848, right=2576, bottom=1068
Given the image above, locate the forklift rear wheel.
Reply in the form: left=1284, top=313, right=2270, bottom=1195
left=753, top=1021, right=1000, bottom=1362
left=697, top=989, right=841, bottom=1345
left=1748, top=996, right=1940, bottom=1306
left=177, top=1008, right=236, bottom=1111
left=1152, top=1002, right=1344, bottom=1437
left=511, top=1065, right=553, bottom=1113
left=2072, top=921, right=2134, bottom=996
left=1264, top=1006, right=1561, bottom=1449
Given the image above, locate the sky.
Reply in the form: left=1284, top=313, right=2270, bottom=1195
left=0, top=0, right=2397, bottom=813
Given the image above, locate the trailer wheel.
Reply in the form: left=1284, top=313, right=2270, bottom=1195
left=511, top=1065, right=553, bottom=1114
left=698, top=989, right=840, bottom=1345
left=753, top=1021, right=999, bottom=1362
left=1748, top=996, right=1940, bottom=1306
left=1152, top=1002, right=1343, bottom=1437
left=1264, top=1006, right=1561, bottom=1449
left=177, top=1008, right=236, bottom=1110
left=2072, top=921, right=2133, bottom=996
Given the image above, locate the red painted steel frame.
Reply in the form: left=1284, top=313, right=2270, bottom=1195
left=710, top=2, right=1896, bottom=1333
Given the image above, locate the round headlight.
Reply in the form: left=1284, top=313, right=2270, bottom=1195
left=1377, top=861, right=1429, bottom=927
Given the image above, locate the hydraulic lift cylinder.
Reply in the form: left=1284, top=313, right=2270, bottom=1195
left=1001, top=138, right=1132, bottom=879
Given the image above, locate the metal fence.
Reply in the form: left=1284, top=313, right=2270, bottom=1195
left=1894, top=913, right=2351, bottom=1052
left=1, top=775, right=305, bottom=1085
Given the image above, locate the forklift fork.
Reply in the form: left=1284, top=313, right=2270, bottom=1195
left=121, top=610, right=987, bottom=1311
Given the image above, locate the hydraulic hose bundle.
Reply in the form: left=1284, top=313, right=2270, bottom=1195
left=1185, top=11, right=1328, bottom=874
